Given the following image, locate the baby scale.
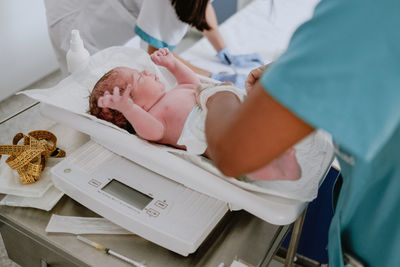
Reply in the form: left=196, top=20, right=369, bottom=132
left=51, top=140, right=228, bottom=256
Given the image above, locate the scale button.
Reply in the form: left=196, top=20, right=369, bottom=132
left=146, top=209, right=160, bottom=217
left=88, top=179, right=102, bottom=187
left=155, top=200, right=168, bottom=209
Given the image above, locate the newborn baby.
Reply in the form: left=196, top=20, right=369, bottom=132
left=89, top=48, right=301, bottom=181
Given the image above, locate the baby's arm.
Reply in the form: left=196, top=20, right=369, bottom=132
left=98, top=85, right=165, bottom=141
left=151, top=48, right=200, bottom=85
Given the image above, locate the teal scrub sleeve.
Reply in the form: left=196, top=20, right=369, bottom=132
left=260, top=0, right=400, bottom=162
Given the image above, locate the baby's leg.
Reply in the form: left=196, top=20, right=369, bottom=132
left=247, top=148, right=301, bottom=181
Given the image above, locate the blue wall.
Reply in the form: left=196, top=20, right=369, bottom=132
left=213, top=0, right=238, bottom=23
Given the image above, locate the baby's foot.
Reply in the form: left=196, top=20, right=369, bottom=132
left=247, top=148, right=301, bottom=181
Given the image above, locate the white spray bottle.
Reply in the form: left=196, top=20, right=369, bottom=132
left=66, top=29, right=90, bottom=74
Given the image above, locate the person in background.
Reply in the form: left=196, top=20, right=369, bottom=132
left=203, top=0, right=400, bottom=265
left=44, top=0, right=263, bottom=88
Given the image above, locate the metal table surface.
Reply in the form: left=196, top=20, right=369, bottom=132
left=0, top=101, right=288, bottom=267
left=0, top=199, right=287, bottom=267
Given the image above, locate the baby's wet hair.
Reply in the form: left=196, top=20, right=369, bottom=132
left=89, top=67, right=135, bottom=134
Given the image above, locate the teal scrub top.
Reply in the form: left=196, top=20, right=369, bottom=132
left=260, top=0, right=400, bottom=266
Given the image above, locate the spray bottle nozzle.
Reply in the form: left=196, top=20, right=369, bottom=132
left=70, top=29, right=84, bottom=49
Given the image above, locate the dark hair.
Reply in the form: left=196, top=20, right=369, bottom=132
left=170, top=0, right=211, bottom=31
left=89, top=67, right=135, bottom=134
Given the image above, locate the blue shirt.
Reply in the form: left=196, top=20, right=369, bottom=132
left=260, top=0, right=400, bottom=265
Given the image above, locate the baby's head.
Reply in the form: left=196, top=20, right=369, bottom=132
left=89, top=66, right=166, bottom=133
left=89, top=67, right=134, bottom=132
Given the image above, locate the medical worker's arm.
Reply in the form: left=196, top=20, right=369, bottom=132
left=203, top=3, right=264, bottom=68
left=151, top=48, right=200, bottom=85
left=205, top=82, right=314, bottom=177
left=202, top=3, right=226, bottom=52
left=98, top=86, right=165, bottom=141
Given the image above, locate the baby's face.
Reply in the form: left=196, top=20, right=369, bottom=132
left=118, top=67, right=166, bottom=109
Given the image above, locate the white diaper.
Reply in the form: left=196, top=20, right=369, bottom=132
left=197, top=83, right=246, bottom=111
left=177, top=83, right=246, bottom=155
left=177, top=105, right=207, bottom=155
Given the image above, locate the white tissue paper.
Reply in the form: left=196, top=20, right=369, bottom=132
left=0, top=185, right=63, bottom=211
left=45, top=214, right=133, bottom=235
left=0, top=157, right=53, bottom=198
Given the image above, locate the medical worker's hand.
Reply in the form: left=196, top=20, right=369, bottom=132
left=245, top=64, right=270, bottom=93
left=216, top=48, right=264, bottom=68
left=211, top=72, right=247, bottom=90
left=98, top=85, right=134, bottom=112
left=151, top=48, right=176, bottom=69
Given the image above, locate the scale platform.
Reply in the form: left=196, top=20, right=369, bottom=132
left=51, top=140, right=228, bottom=256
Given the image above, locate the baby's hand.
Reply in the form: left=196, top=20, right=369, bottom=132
left=97, top=85, right=134, bottom=112
left=151, top=48, right=175, bottom=68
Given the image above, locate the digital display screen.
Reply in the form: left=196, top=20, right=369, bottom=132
left=102, top=179, right=153, bottom=210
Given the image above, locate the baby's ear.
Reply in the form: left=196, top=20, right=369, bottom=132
left=101, top=108, right=114, bottom=120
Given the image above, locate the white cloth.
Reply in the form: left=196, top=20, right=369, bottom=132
left=45, top=215, right=132, bottom=235
left=177, top=83, right=246, bottom=155
left=135, top=0, right=188, bottom=50
left=0, top=186, right=63, bottom=211
left=44, top=0, right=143, bottom=74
